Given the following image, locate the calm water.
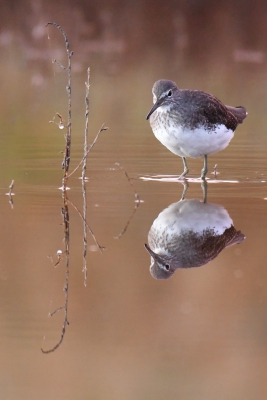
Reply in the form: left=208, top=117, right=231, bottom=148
left=1, top=3, right=267, bottom=399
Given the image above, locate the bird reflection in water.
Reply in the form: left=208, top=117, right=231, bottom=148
left=145, top=196, right=245, bottom=279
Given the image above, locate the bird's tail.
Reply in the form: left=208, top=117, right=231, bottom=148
left=226, top=105, right=247, bottom=124
left=226, top=230, right=246, bottom=248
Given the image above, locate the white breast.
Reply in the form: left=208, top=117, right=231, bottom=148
left=150, top=108, right=235, bottom=158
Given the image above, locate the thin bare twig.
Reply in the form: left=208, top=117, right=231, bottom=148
left=46, top=22, right=70, bottom=51
left=83, top=67, right=90, bottom=181
left=68, top=124, right=108, bottom=179
left=114, top=163, right=141, bottom=239
left=52, top=59, right=66, bottom=70
left=8, top=180, right=14, bottom=192
left=49, top=112, right=65, bottom=129
left=46, top=22, right=73, bottom=183
left=211, top=164, right=220, bottom=179
left=81, top=68, right=90, bottom=286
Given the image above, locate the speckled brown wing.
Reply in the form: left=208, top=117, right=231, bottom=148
left=198, top=225, right=245, bottom=264
left=178, top=90, right=241, bottom=131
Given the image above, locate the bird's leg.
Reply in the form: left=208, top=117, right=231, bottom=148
left=178, top=157, right=189, bottom=180
left=201, top=155, right=208, bottom=180
left=201, top=179, right=208, bottom=203
left=180, top=180, right=189, bottom=201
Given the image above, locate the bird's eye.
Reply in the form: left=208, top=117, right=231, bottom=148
left=167, top=90, right=172, bottom=97
left=165, top=264, right=170, bottom=271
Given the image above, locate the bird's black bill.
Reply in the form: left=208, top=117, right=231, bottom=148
left=146, top=102, right=160, bottom=120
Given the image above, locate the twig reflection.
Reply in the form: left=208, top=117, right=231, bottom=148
left=6, top=180, right=15, bottom=209
left=67, top=198, right=105, bottom=253
left=114, top=163, right=141, bottom=239
left=42, top=190, right=70, bottom=354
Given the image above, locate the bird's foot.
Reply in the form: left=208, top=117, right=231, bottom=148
left=178, top=168, right=189, bottom=180
left=177, top=172, right=188, bottom=181
left=200, top=168, right=208, bottom=180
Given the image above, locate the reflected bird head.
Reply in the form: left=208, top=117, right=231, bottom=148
left=144, top=243, right=174, bottom=280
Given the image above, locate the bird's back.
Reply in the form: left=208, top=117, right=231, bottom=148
left=176, top=89, right=246, bottom=131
